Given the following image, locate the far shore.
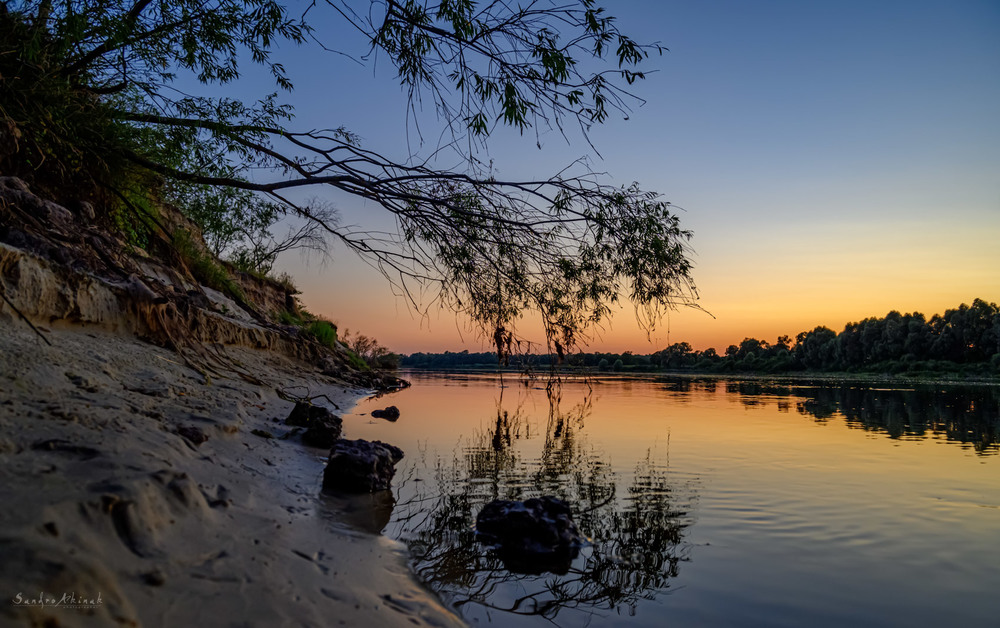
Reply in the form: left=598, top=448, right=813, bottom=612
left=397, top=366, right=1000, bottom=387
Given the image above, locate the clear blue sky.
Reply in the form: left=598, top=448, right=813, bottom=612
left=267, top=0, right=1000, bottom=353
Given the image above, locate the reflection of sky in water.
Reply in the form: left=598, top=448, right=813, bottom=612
left=342, top=374, right=1000, bottom=628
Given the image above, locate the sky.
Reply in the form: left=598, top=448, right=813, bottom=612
left=263, top=0, right=1000, bottom=354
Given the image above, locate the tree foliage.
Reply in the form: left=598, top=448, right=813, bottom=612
left=403, top=299, right=1000, bottom=377
left=1, top=0, right=699, bottom=355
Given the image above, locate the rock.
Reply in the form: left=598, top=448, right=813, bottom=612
left=323, top=439, right=404, bottom=493
left=286, top=402, right=336, bottom=428
left=124, top=274, right=161, bottom=304
left=0, top=176, right=29, bottom=194
left=370, top=405, right=400, bottom=421
left=302, top=417, right=343, bottom=449
left=286, top=402, right=343, bottom=448
left=475, top=496, right=584, bottom=574
left=176, top=425, right=209, bottom=445
left=0, top=178, right=75, bottom=226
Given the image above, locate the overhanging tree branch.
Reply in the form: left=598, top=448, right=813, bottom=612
left=2, top=0, right=700, bottom=361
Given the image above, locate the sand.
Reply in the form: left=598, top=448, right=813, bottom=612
left=0, top=322, right=464, bottom=627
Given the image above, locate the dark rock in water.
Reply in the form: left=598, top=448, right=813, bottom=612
left=370, top=406, right=400, bottom=421
left=323, top=439, right=404, bottom=493
left=176, top=425, right=209, bottom=445
left=476, top=496, right=584, bottom=574
left=286, top=402, right=337, bottom=428
left=302, top=417, right=343, bottom=449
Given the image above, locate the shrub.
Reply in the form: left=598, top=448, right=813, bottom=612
left=272, top=272, right=299, bottom=294
left=172, top=229, right=244, bottom=302
left=344, top=349, right=370, bottom=371
left=277, top=310, right=304, bottom=326
left=307, top=320, right=337, bottom=348
left=375, top=353, right=401, bottom=370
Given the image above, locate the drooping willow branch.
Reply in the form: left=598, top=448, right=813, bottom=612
left=119, top=109, right=696, bottom=359
left=4, top=0, right=699, bottom=362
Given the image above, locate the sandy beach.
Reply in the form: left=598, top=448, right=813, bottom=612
left=0, top=321, right=463, bottom=627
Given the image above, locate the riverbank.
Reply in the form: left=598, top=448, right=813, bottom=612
left=399, top=366, right=1000, bottom=388
left=0, top=177, right=463, bottom=626
left=0, top=322, right=463, bottom=627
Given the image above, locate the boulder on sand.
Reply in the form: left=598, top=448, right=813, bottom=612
left=322, top=439, right=404, bottom=493
left=301, top=419, right=342, bottom=449
left=285, top=402, right=343, bottom=448
left=285, top=401, right=337, bottom=428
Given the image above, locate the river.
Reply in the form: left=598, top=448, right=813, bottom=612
left=337, top=372, right=1000, bottom=628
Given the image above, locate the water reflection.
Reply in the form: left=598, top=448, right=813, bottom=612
left=673, top=378, right=1000, bottom=454
left=320, top=490, right=396, bottom=534
left=389, top=387, right=695, bottom=623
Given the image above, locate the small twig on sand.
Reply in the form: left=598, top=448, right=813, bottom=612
left=276, top=387, right=340, bottom=409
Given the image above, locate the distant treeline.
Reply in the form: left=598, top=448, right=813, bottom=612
left=401, top=298, right=1000, bottom=376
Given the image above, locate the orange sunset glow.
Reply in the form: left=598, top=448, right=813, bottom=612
left=272, top=3, right=998, bottom=355
left=282, top=210, right=998, bottom=354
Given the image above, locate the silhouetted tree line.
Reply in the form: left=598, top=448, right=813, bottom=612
left=402, top=299, right=1000, bottom=376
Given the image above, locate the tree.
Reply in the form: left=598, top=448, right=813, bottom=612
left=341, top=327, right=398, bottom=368
left=736, top=337, right=768, bottom=360
left=175, top=186, right=337, bottom=275
left=774, top=335, right=792, bottom=353
left=1, top=0, right=698, bottom=357
left=794, top=326, right=837, bottom=370
left=655, top=341, right=692, bottom=369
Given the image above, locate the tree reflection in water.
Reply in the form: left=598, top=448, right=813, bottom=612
left=707, top=378, right=1000, bottom=454
left=388, top=386, right=694, bottom=623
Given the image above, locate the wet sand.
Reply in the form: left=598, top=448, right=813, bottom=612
left=0, top=323, right=463, bottom=627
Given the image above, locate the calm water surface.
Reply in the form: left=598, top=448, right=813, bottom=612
left=340, top=373, right=1000, bottom=628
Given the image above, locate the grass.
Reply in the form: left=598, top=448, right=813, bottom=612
left=273, top=306, right=374, bottom=372
left=277, top=310, right=304, bottom=326
left=276, top=309, right=346, bottom=353
left=172, top=229, right=245, bottom=302
left=344, top=349, right=370, bottom=371
left=270, top=271, right=299, bottom=294
left=307, top=320, right=337, bottom=348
